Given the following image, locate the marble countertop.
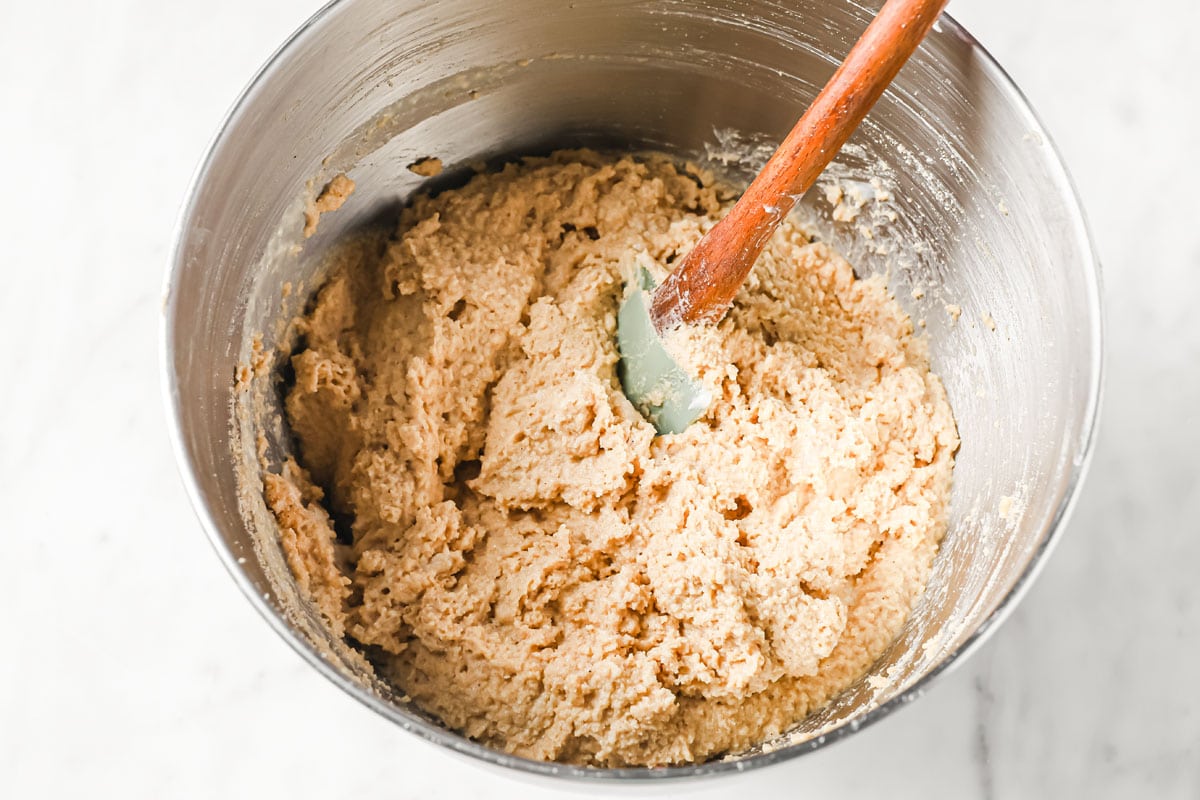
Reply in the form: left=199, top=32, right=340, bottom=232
left=2, top=0, right=1196, bottom=796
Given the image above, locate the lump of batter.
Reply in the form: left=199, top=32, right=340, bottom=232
left=264, top=151, right=958, bottom=767
left=303, top=173, right=355, bottom=238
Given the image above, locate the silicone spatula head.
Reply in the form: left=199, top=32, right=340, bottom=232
left=616, top=268, right=712, bottom=435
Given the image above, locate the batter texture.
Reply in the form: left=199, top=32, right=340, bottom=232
left=264, top=151, right=958, bottom=767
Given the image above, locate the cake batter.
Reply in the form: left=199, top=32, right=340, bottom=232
left=264, top=151, right=958, bottom=767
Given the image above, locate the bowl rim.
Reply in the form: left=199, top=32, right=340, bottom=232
left=160, top=0, right=1105, bottom=784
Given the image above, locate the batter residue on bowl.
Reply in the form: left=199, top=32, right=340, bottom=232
left=263, top=150, right=958, bottom=767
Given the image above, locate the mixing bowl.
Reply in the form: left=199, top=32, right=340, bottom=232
left=162, top=0, right=1102, bottom=782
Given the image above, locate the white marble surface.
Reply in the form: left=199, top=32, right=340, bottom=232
left=2, top=0, right=1197, bottom=796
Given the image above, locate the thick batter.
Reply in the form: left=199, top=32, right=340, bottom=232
left=264, top=151, right=958, bottom=767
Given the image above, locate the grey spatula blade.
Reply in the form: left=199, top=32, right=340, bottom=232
left=616, top=268, right=712, bottom=435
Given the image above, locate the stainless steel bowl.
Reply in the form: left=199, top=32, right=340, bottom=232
left=162, top=0, right=1102, bottom=782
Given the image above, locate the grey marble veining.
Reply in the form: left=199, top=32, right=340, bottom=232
left=1, top=0, right=1197, bottom=797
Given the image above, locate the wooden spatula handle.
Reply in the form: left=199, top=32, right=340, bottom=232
left=650, top=0, right=949, bottom=329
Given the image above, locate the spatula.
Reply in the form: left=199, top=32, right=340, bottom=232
left=617, top=0, right=948, bottom=434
